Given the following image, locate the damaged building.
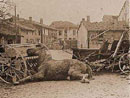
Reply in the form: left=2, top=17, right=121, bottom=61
left=77, top=16, right=128, bottom=49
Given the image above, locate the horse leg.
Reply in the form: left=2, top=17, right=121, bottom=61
left=14, top=72, right=44, bottom=85
left=68, top=69, right=89, bottom=83
left=80, top=74, right=90, bottom=83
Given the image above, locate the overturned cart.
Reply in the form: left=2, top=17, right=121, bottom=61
left=72, top=31, right=130, bottom=74
left=0, top=44, right=48, bottom=84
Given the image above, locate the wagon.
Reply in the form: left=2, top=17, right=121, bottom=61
left=0, top=43, right=49, bottom=84
left=72, top=39, right=130, bottom=73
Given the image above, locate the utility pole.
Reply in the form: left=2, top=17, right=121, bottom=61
left=14, top=5, right=17, bottom=44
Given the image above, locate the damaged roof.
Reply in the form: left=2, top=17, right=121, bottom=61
left=82, top=21, right=127, bottom=31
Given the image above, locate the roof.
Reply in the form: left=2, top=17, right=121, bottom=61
left=32, top=21, right=58, bottom=31
left=103, top=15, right=118, bottom=19
left=50, top=21, right=78, bottom=29
left=13, top=22, right=35, bottom=31
left=10, top=16, right=58, bottom=31
left=17, top=23, right=35, bottom=31
left=17, top=17, right=57, bottom=31
left=0, top=27, right=21, bottom=36
left=82, top=21, right=126, bottom=31
left=102, top=15, right=118, bottom=22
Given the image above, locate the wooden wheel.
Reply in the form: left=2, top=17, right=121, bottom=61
left=0, top=45, right=27, bottom=84
left=119, top=53, right=130, bottom=74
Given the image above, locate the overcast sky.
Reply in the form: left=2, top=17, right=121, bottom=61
left=13, top=0, right=126, bottom=25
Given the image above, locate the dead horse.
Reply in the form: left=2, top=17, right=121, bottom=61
left=14, top=49, right=93, bottom=84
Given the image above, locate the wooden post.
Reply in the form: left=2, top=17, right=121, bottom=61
left=112, top=31, right=126, bottom=58
left=41, top=29, right=43, bottom=43
left=14, top=5, right=17, bottom=44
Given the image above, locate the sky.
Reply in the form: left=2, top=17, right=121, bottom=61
left=12, top=0, right=126, bottom=25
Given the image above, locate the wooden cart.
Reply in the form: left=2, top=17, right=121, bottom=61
left=0, top=43, right=48, bottom=84
left=72, top=38, right=130, bottom=73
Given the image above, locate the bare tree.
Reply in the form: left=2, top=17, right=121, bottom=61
left=0, top=0, right=14, bottom=20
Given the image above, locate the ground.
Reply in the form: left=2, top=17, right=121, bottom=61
left=0, top=50, right=130, bottom=98
left=0, top=73, right=129, bottom=98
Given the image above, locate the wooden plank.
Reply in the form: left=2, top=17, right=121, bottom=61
left=112, top=31, right=126, bottom=58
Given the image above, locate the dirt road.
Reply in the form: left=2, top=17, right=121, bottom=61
left=0, top=73, right=129, bottom=98
left=49, top=50, right=72, bottom=60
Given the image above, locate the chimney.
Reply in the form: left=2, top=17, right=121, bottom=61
left=29, top=17, right=32, bottom=22
left=40, top=18, right=43, bottom=24
left=87, top=16, right=90, bottom=22
left=17, top=14, right=19, bottom=20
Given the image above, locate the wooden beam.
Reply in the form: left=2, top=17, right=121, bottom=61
left=112, top=31, right=126, bottom=58
left=90, top=30, right=109, bottom=41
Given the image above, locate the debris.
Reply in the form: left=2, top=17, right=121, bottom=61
left=72, top=30, right=130, bottom=73
left=0, top=44, right=40, bottom=84
left=112, top=31, right=126, bottom=58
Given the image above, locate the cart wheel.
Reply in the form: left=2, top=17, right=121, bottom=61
left=0, top=45, right=27, bottom=84
left=119, top=53, right=130, bottom=74
left=0, top=57, right=27, bottom=84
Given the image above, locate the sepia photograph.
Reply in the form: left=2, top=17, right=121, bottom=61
left=0, top=0, right=130, bottom=98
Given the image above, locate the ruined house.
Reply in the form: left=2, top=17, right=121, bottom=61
left=77, top=16, right=128, bottom=49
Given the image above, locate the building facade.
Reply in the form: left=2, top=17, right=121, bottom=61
left=77, top=17, right=127, bottom=49
left=50, top=21, right=78, bottom=48
left=0, top=19, right=21, bottom=44
left=9, top=16, right=58, bottom=45
left=50, top=21, right=78, bottom=41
